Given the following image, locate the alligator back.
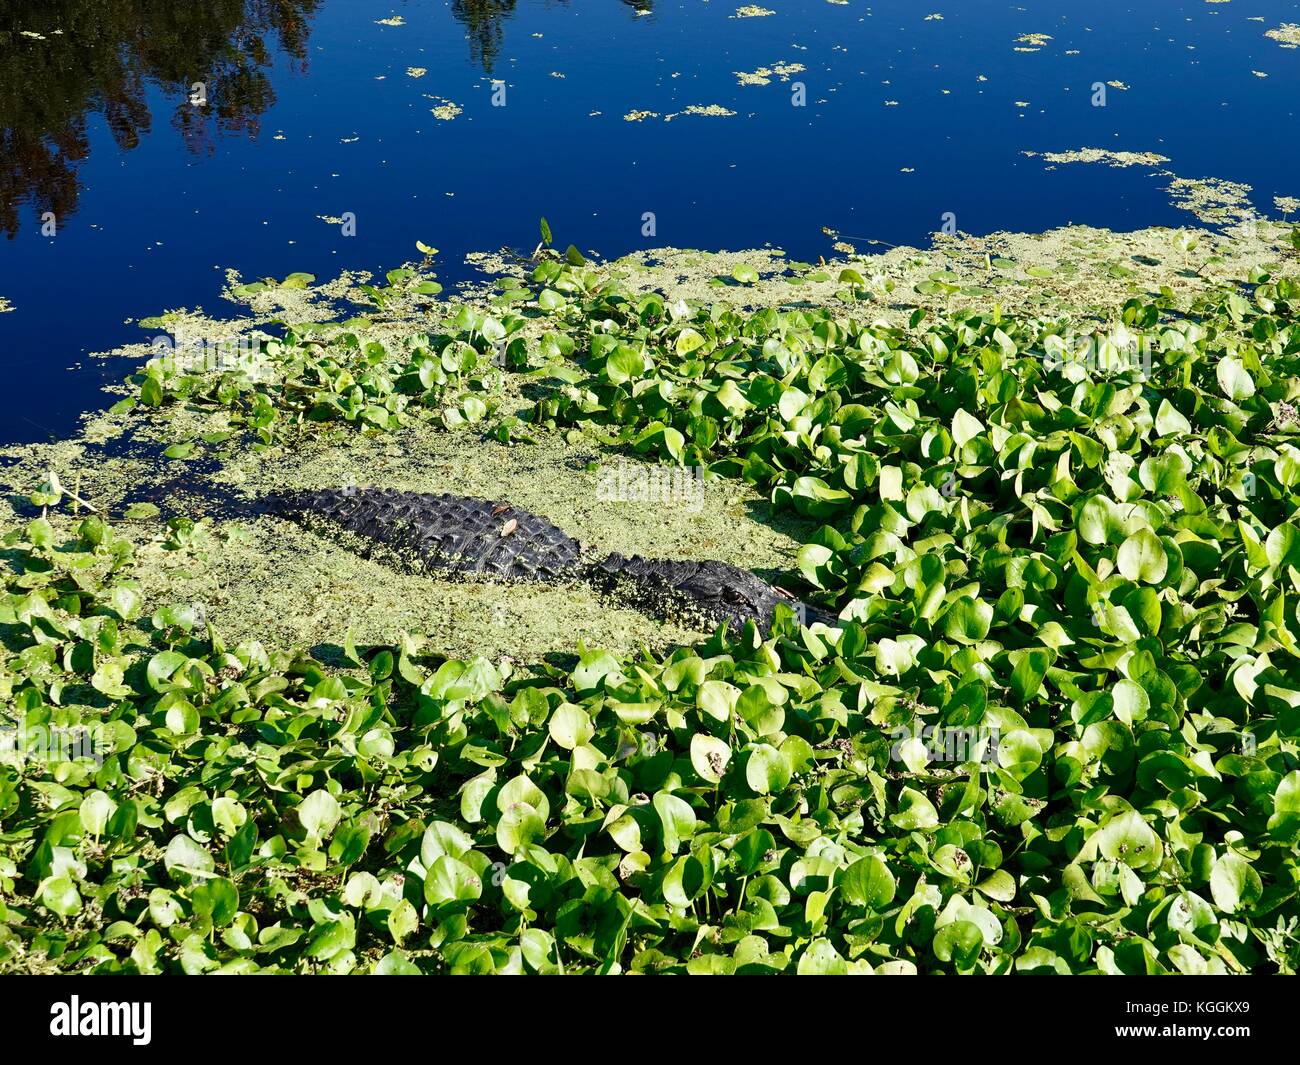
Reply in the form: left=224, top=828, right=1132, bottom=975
left=268, top=488, right=585, bottom=580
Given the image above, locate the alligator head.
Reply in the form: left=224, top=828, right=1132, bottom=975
left=593, top=553, right=826, bottom=631
left=672, top=559, right=797, bottom=629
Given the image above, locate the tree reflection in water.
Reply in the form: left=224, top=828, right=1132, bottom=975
left=0, top=0, right=320, bottom=238
left=0, top=0, right=656, bottom=237
left=450, top=1, right=654, bottom=75
left=451, top=0, right=518, bottom=75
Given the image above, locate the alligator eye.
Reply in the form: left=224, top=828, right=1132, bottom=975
left=722, top=586, right=744, bottom=604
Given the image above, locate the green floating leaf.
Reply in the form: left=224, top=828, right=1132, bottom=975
left=745, top=744, right=791, bottom=795
left=1117, top=528, right=1168, bottom=584
left=839, top=855, right=896, bottom=909
left=943, top=597, right=993, bottom=644
left=424, top=855, right=484, bottom=905
left=1210, top=852, right=1262, bottom=914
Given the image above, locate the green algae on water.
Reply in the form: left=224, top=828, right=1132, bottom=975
left=1021, top=148, right=1170, bottom=168
left=1265, top=23, right=1300, bottom=48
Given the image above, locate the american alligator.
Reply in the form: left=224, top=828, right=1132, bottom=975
left=267, top=487, right=831, bottom=631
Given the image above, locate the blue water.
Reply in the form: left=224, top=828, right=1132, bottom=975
left=1, top=0, right=1297, bottom=444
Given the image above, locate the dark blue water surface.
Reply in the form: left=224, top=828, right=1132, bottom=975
left=1, top=0, right=1297, bottom=444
